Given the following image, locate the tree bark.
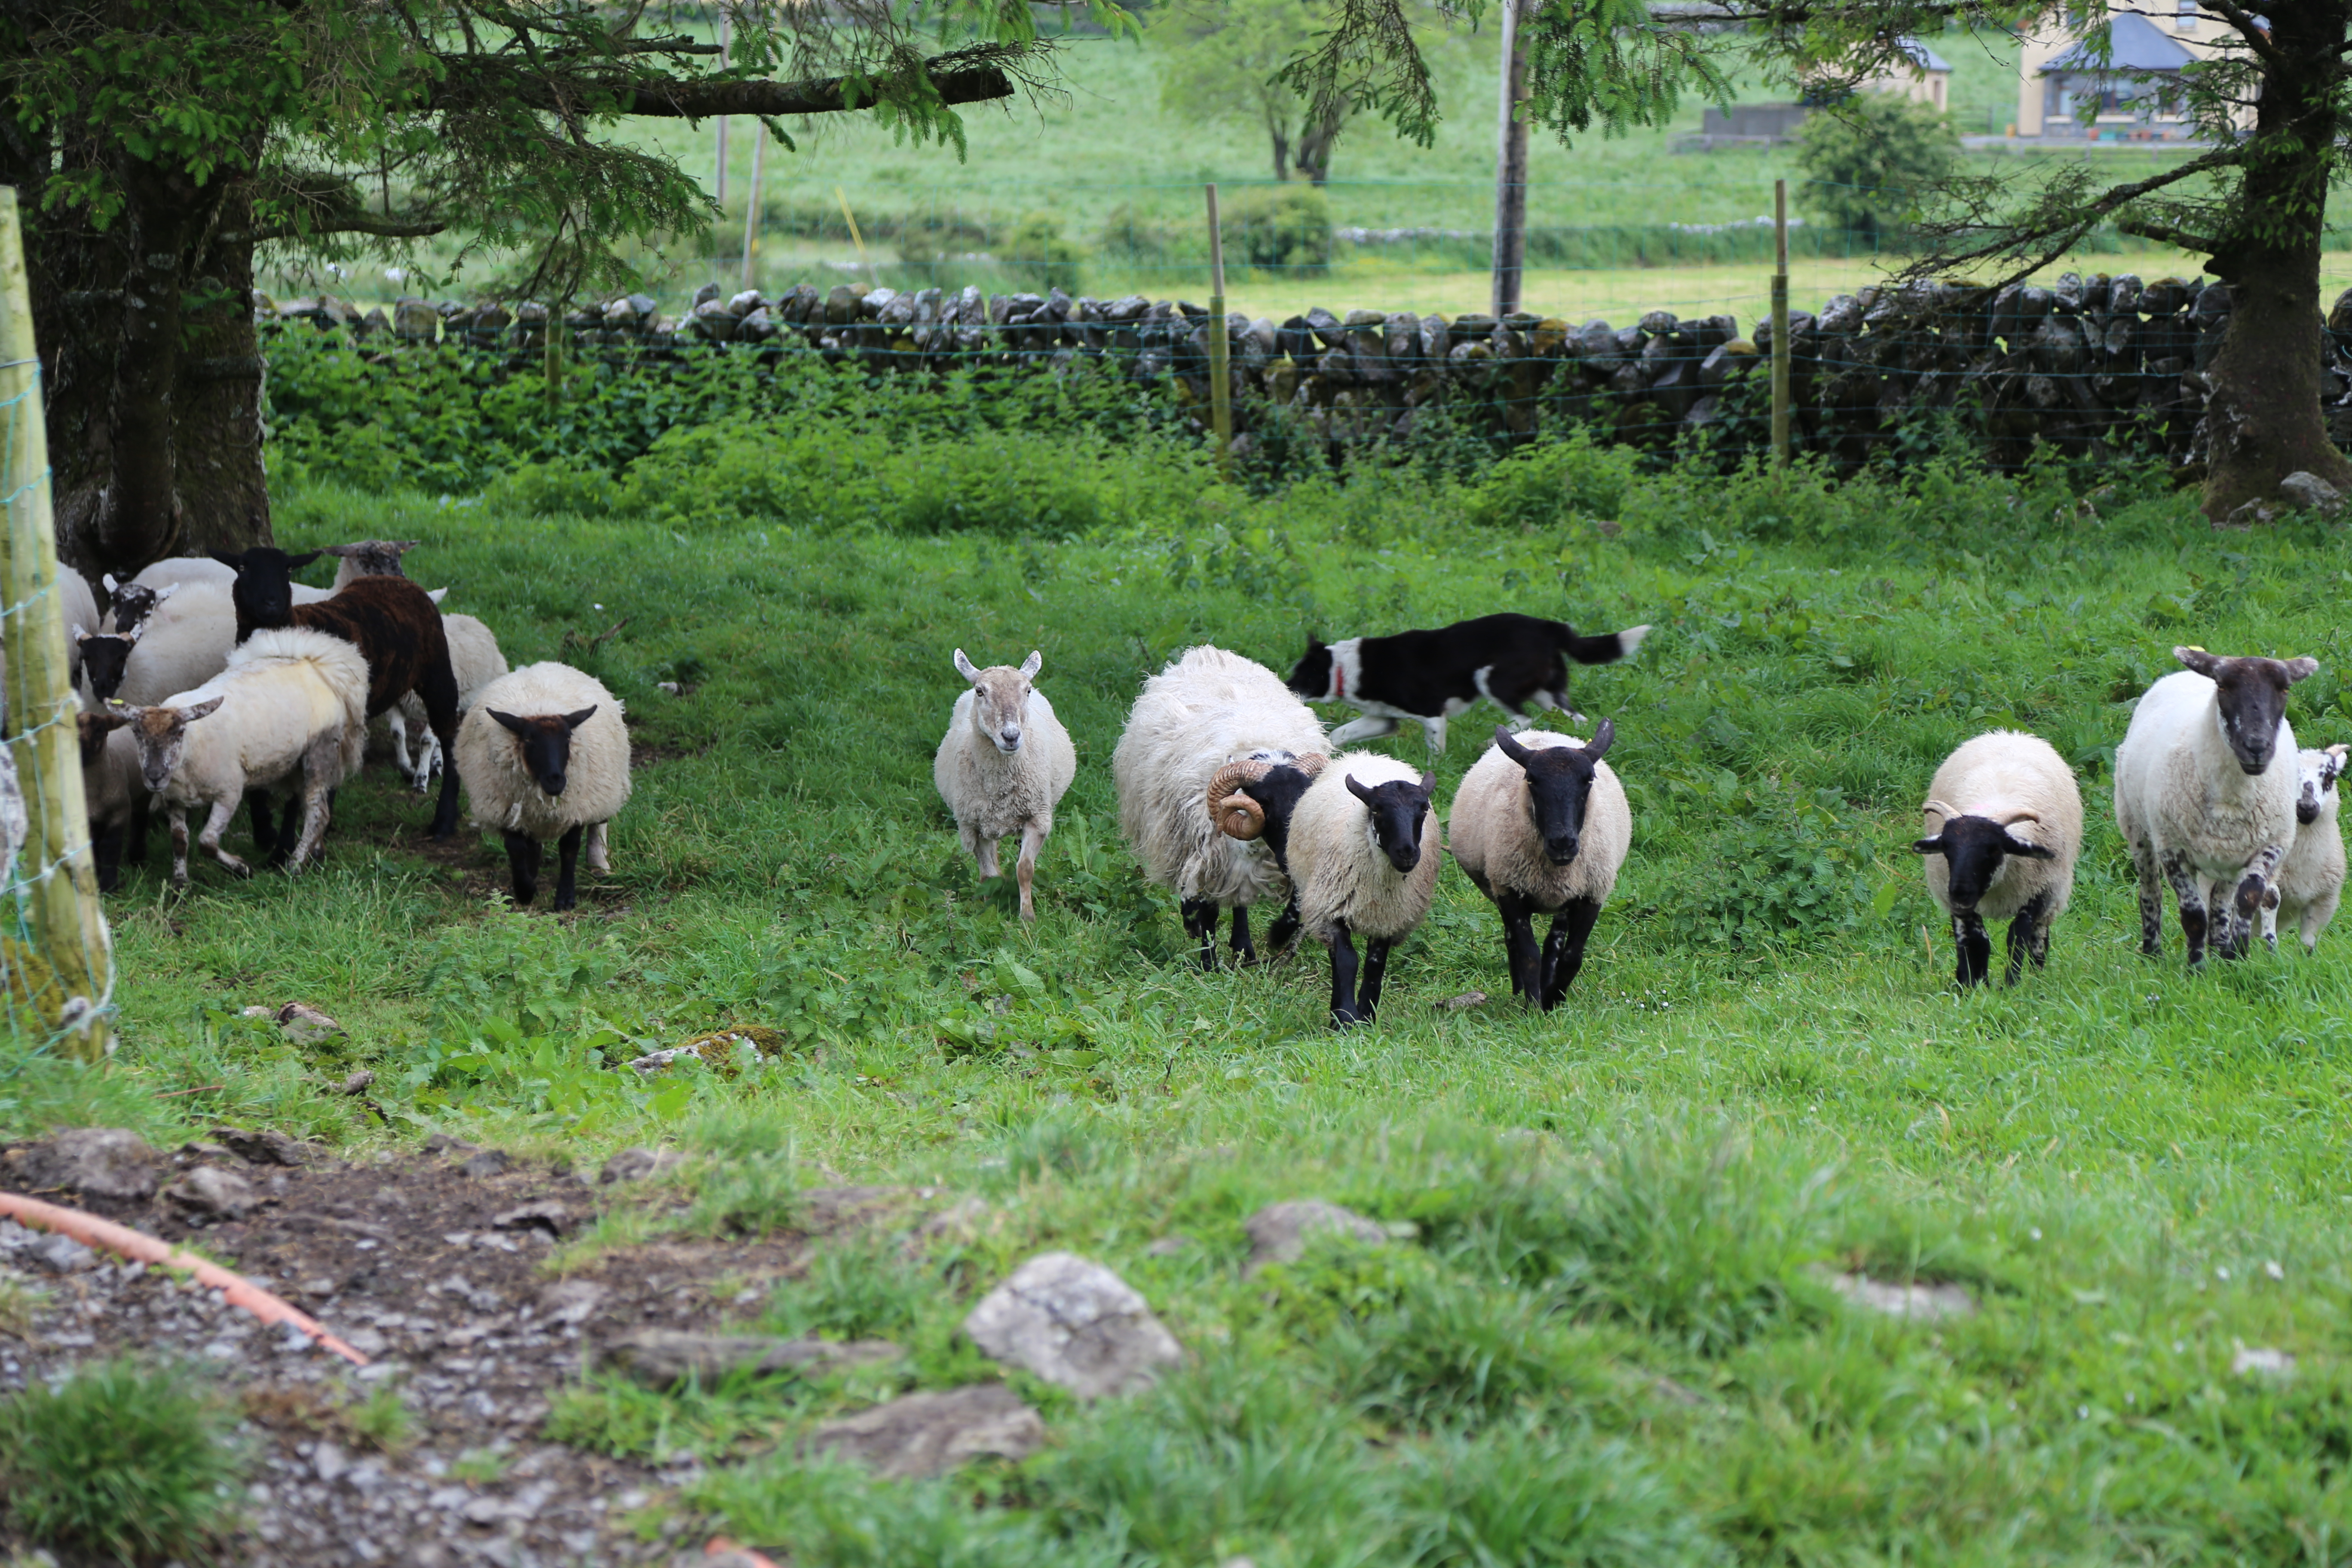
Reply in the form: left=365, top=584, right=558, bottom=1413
left=1297, top=101, right=1345, bottom=187
left=2197, top=1, right=2352, bottom=522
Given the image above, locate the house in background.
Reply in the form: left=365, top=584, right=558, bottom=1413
left=1857, top=37, right=1953, bottom=112
left=2016, top=3, right=2246, bottom=141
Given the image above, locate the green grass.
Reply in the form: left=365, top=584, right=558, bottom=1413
left=0, top=1357, right=243, bottom=1562
left=13, top=433, right=2352, bottom=1559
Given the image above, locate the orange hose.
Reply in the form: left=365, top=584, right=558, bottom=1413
left=0, top=1189, right=370, bottom=1366
left=706, top=1540, right=782, bottom=1566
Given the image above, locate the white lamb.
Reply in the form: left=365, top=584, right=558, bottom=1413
left=104, top=580, right=238, bottom=707
left=933, top=649, right=1076, bottom=922
left=1113, top=644, right=1327, bottom=968
left=133, top=555, right=331, bottom=603
left=1216, top=751, right=1437, bottom=1025
left=115, top=627, right=371, bottom=886
left=2115, top=647, right=2315, bottom=966
left=1447, top=723, right=1630, bottom=1009
left=2263, top=744, right=2346, bottom=954
left=456, top=662, right=631, bottom=911
left=74, top=706, right=141, bottom=891
left=1912, top=730, right=2084, bottom=988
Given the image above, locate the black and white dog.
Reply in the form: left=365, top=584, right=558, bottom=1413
left=1286, top=613, right=1649, bottom=753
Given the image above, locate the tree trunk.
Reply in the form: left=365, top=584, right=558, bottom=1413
left=0, top=136, right=270, bottom=579
left=2198, top=3, right=2352, bottom=523
left=1268, top=119, right=1291, bottom=184
left=1297, top=101, right=1346, bottom=187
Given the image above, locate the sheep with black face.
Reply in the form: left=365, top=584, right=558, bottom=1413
left=1912, top=731, right=2083, bottom=988
left=1215, top=753, right=1436, bottom=1026
left=2115, top=646, right=2315, bottom=966
left=455, top=662, right=631, bottom=911
left=1446, top=723, right=1629, bottom=1009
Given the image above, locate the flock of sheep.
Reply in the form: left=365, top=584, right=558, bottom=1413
left=50, top=541, right=631, bottom=911
left=938, top=638, right=2346, bottom=1023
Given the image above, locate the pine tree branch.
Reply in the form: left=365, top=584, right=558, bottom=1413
left=425, top=53, right=1016, bottom=119
left=248, top=215, right=448, bottom=242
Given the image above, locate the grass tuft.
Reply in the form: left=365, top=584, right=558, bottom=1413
left=0, top=1357, right=242, bottom=1563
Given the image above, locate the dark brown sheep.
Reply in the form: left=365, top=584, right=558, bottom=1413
left=212, top=547, right=464, bottom=839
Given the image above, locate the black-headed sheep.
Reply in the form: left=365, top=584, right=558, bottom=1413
left=1912, top=730, right=2083, bottom=987
left=456, top=662, right=631, bottom=911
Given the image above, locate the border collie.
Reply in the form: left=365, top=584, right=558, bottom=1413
left=1287, top=612, right=1649, bottom=753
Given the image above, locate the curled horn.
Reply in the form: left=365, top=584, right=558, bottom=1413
left=1295, top=752, right=1329, bottom=779
left=1920, top=797, right=1960, bottom=824
left=1996, top=807, right=2041, bottom=827
left=1207, top=759, right=1274, bottom=841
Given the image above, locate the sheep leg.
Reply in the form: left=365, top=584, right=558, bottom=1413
left=552, top=824, right=584, bottom=912
left=386, top=709, right=417, bottom=790
left=1327, top=923, right=1363, bottom=1026
left=1229, top=904, right=1256, bottom=965
left=1014, top=823, right=1044, bottom=923
left=502, top=829, right=542, bottom=907
left=1539, top=898, right=1603, bottom=1009
left=974, top=834, right=1001, bottom=882
left=2261, top=886, right=2282, bottom=953
left=2131, top=838, right=2166, bottom=957
left=2003, top=893, right=2053, bottom=985
left=92, top=823, right=121, bottom=894
left=2225, top=845, right=2286, bottom=961
left=168, top=806, right=190, bottom=890
left=1951, top=911, right=1991, bottom=987
left=287, top=740, right=342, bottom=870
left=245, top=789, right=276, bottom=854
left=1265, top=894, right=1302, bottom=957
left=198, top=797, right=251, bottom=879
left=584, top=821, right=611, bottom=875
left=271, top=788, right=304, bottom=867
left=1495, top=894, right=1542, bottom=1002
left=2159, top=849, right=2208, bottom=967
left=1327, top=714, right=1400, bottom=748
left=1356, top=937, right=1393, bottom=1022
left=1180, top=897, right=1219, bottom=971
left=420, top=654, right=464, bottom=840
left=1420, top=716, right=1447, bottom=754
left=126, top=795, right=149, bottom=864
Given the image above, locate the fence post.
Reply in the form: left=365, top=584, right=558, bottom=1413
left=1771, top=177, right=1791, bottom=468
left=1205, top=183, right=1232, bottom=479
left=741, top=117, right=766, bottom=289
left=0, top=187, right=110, bottom=1063
left=714, top=11, right=731, bottom=211
left=544, top=305, right=563, bottom=413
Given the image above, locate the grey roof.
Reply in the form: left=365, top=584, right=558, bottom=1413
left=1897, top=37, right=1954, bottom=74
left=2041, top=12, right=2197, bottom=75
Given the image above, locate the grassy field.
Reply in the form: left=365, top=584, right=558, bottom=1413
left=12, top=432, right=2352, bottom=1559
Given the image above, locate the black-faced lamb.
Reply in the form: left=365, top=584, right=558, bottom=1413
left=1214, top=752, right=1437, bottom=1025
left=1446, top=723, right=1629, bottom=1008
left=113, top=627, right=372, bottom=885
left=2264, top=744, right=2346, bottom=954
left=456, top=662, right=631, bottom=911
left=1911, top=730, right=2083, bottom=988
left=1113, top=644, right=1328, bottom=968
left=2115, top=647, right=2315, bottom=966
left=932, top=649, right=1077, bottom=921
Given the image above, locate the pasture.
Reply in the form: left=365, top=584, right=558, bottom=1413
left=12, top=432, right=2352, bottom=1562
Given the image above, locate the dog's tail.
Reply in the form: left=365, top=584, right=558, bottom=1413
left=1552, top=621, right=1651, bottom=666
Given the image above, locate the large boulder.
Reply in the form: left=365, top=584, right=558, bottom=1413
left=6, top=1127, right=164, bottom=1200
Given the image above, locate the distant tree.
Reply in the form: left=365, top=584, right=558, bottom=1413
left=1793, top=93, right=1961, bottom=252
left=1153, top=0, right=1351, bottom=183
left=0, top=1, right=1090, bottom=575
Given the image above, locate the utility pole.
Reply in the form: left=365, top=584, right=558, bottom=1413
left=1206, top=184, right=1232, bottom=476
left=1491, top=0, right=1529, bottom=319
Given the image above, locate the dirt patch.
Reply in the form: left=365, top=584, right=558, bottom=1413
left=0, top=1137, right=954, bottom=1566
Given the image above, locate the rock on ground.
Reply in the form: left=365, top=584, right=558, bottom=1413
left=4, top=1126, right=165, bottom=1199
left=596, top=1329, right=903, bottom=1390
left=1243, top=1199, right=1391, bottom=1274
left=164, top=1164, right=259, bottom=1222
left=962, top=1252, right=1183, bottom=1398
left=803, top=1384, right=1046, bottom=1479
left=1828, top=1272, right=1975, bottom=1322
left=2279, top=471, right=2345, bottom=517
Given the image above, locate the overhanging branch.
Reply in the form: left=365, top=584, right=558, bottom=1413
left=2119, top=216, right=2223, bottom=254
left=249, top=215, right=449, bottom=243
left=426, top=54, right=1015, bottom=119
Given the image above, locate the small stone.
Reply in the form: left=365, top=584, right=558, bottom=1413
left=459, top=1149, right=512, bottom=1179
left=274, top=1002, right=344, bottom=1043
left=1828, top=1272, right=1975, bottom=1321
left=2233, top=1345, right=2295, bottom=1378
left=2224, top=499, right=2282, bottom=529
left=30, top=1232, right=96, bottom=1273
left=914, top=1196, right=990, bottom=1243
left=490, top=1200, right=572, bottom=1237
left=337, top=1071, right=377, bottom=1095
left=962, top=1253, right=1183, bottom=1399
left=597, top=1329, right=904, bottom=1390
left=462, top=1494, right=507, bottom=1525
left=535, top=1279, right=608, bottom=1326
left=597, top=1147, right=681, bottom=1185
left=313, top=1440, right=349, bottom=1484
left=162, top=1164, right=259, bottom=1222
left=421, top=1132, right=478, bottom=1157
left=1435, top=990, right=1488, bottom=1011
left=11, top=1127, right=165, bottom=1200
left=1243, top=1199, right=1392, bottom=1274
left=1144, top=1234, right=1192, bottom=1257
left=2278, top=471, right=2344, bottom=517
left=211, top=1126, right=311, bottom=1167
left=803, top=1384, right=1045, bottom=1479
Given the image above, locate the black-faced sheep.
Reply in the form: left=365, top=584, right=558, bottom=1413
left=1113, top=645, right=1328, bottom=968
left=1446, top=723, right=1629, bottom=1008
left=933, top=650, right=1076, bottom=921
left=455, top=662, right=631, bottom=911
left=2115, top=647, right=2315, bottom=966
left=1912, top=731, right=2084, bottom=987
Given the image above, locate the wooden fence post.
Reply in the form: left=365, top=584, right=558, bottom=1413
left=1771, top=177, right=1791, bottom=468
left=1206, top=184, right=1232, bottom=479
left=0, top=186, right=111, bottom=1063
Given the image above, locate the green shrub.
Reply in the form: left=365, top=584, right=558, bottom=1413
left=1465, top=428, right=1642, bottom=528
left=1004, top=211, right=1085, bottom=294
left=0, top=1357, right=242, bottom=1562
left=1095, top=204, right=1185, bottom=266
left=1224, top=184, right=1333, bottom=274
left=1793, top=93, right=1960, bottom=250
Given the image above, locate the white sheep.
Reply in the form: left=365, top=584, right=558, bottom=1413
left=1913, top=730, right=2084, bottom=987
left=2264, top=744, right=2346, bottom=955
left=1113, top=644, right=1327, bottom=968
left=74, top=706, right=141, bottom=891
left=456, top=662, right=631, bottom=910
left=1447, top=723, right=1630, bottom=1008
left=383, top=608, right=503, bottom=790
left=132, top=555, right=332, bottom=604
left=2115, top=647, right=2315, bottom=966
left=933, top=649, right=1076, bottom=921
left=114, top=627, right=372, bottom=886
left=102, top=580, right=238, bottom=707
left=1216, top=751, right=1436, bottom=1025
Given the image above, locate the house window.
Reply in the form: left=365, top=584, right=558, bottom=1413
left=2175, top=0, right=2198, bottom=30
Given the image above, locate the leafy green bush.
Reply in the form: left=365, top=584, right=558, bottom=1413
left=1004, top=211, right=1085, bottom=294
left=0, top=1357, right=242, bottom=1562
left=1224, top=184, right=1333, bottom=273
left=1794, top=93, right=1960, bottom=250
left=1464, top=428, right=1642, bottom=528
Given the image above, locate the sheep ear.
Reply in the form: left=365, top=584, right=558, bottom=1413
left=180, top=696, right=225, bottom=723
left=1583, top=718, right=1615, bottom=760
left=427, top=586, right=448, bottom=603
left=208, top=551, right=244, bottom=572
left=1019, top=650, right=1042, bottom=680
left=88, top=707, right=129, bottom=733
left=952, top=649, right=981, bottom=684
left=1493, top=725, right=1532, bottom=766
left=396, top=540, right=421, bottom=553
left=318, top=542, right=352, bottom=557
left=488, top=709, right=531, bottom=737
left=2003, top=834, right=2055, bottom=860
left=1418, top=770, right=1436, bottom=795
left=2174, top=646, right=2222, bottom=678
left=2283, top=656, right=2319, bottom=683
left=101, top=573, right=119, bottom=592
left=1346, top=773, right=1376, bottom=805
left=560, top=705, right=598, bottom=730
left=69, top=622, right=85, bottom=643
left=287, top=549, right=323, bottom=570
left=1911, top=836, right=1947, bottom=855
left=153, top=582, right=177, bottom=605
